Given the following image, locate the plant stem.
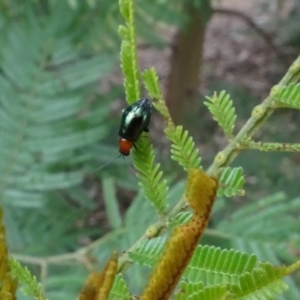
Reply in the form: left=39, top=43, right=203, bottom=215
left=207, top=55, right=300, bottom=176
left=286, top=259, right=300, bottom=275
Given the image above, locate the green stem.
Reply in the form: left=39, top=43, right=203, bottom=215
left=207, top=56, right=300, bottom=176
left=242, top=141, right=300, bottom=152
left=286, top=259, right=300, bottom=275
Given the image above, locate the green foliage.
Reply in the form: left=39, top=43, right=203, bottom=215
left=142, top=68, right=168, bottom=118
left=128, top=237, right=166, bottom=267
left=142, top=68, right=161, bottom=99
left=108, top=274, right=130, bottom=300
left=132, top=139, right=169, bottom=214
left=169, top=211, right=193, bottom=229
left=165, top=126, right=201, bottom=171
left=218, top=167, right=245, bottom=197
left=217, top=193, right=300, bottom=264
left=143, top=68, right=202, bottom=173
left=119, top=0, right=140, bottom=104
left=118, top=0, right=169, bottom=214
left=183, top=245, right=258, bottom=284
left=215, top=193, right=300, bottom=299
left=0, top=2, right=134, bottom=299
left=176, top=281, right=205, bottom=300
left=10, top=257, right=46, bottom=300
left=273, top=83, right=300, bottom=109
left=67, top=0, right=96, bottom=8
left=129, top=239, right=290, bottom=299
left=232, top=263, right=288, bottom=299
left=0, top=1, right=123, bottom=259
left=1, top=0, right=300, bottom=299
left=102, top=177, right=123, bottom=230
left=120, top=192, right=300, bottom=298
left=176, top=283, right=228, bottom=300
left=205, top=91, right=237, bottom=138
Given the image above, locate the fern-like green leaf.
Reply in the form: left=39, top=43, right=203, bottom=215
left=218, top=193, right=300, bottom=239
left=142, top=68, right=161, bottom=99
left=165, top=126, right=201, bottom=171
left=175, top=281, right=205, bottom=300
left=217, top=193, right=300, bottom=269
left=142, top=68, right=175, bottom=125
left=119, top=1, right=169, bottom=214
left=108, top=274, right=130, bottom=300
left=132, top=138, right=169, bottom=214
left=119, top=0, right=140, bottom=104
left=176, top=283, right=228, bottom=300
left=231, top=263, right=288, bottom=299
left=10, top=257, right=47, bottom=300
left=214, top=192, right=300, bottom=299
left=128, top=237, right=166, bottom=267
left=218, top=167, right=245, bottom=197
left=143, top=69, right=201, bottom=172
left=0, top=22, right=113, bottom=212
left=205, top=91, right=237, bottom=138
left=169, top=211, right=193, bottom=229
left=129, top=240, right=259, bottom=289
left=102, top=177, right=123, bottom=230
left=273, top=83, right=300, bottom=109
left=183, top=245, right=258, bottom=285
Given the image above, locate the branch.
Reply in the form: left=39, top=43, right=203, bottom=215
left=241, top=141, right=300, bottom=152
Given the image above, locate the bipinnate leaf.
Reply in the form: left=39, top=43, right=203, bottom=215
left=142, top=68, right=161, bottom=100
left=183, top=246, right=258, bottom=284
left=142, top=68, right=171, bottom=122
left=165, top=126, right=201, bottom=171
left=176, top=282, right=228, bottom=300
left=232, top=263, right=288, bottom=299
left=129, top=237, right=166, bottom=268
left=205, top=91, right=237, bottom=138
left=119, top=0, right=140, bottom=104
left=139, top=170, right=217, bottom=300
left=132, top=138, right=169, bottom=214
left=119, top=0, right=169, bottom=215
left=108, top=274, right=130, bottom=300
left=143, top=69, right=201, bottom=173
left=273, top=83, right=300, bottom=109
left=169, top=212, right=193, bottom=229
left=130, top=239, right=290, bottom=299
left=10, top=257, right=46, bottom=300
left=102, top=177, right=122, bottom=230
left=176, top=281, right=205, bottom=299
left=217, top=167, right=245, bottom=197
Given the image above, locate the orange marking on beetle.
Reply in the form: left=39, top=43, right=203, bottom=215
left=119, top=138, right=133, bottom=156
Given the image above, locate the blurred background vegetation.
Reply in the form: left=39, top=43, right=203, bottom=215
left=1, top=0, right=300, bottom=299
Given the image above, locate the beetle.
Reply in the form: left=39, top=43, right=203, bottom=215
left=95, top=98, right=152, bottom=172
left=118, top=97, right=152, bottom=156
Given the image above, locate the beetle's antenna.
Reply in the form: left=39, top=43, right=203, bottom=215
left=92, top=154, right=122, bottom=173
